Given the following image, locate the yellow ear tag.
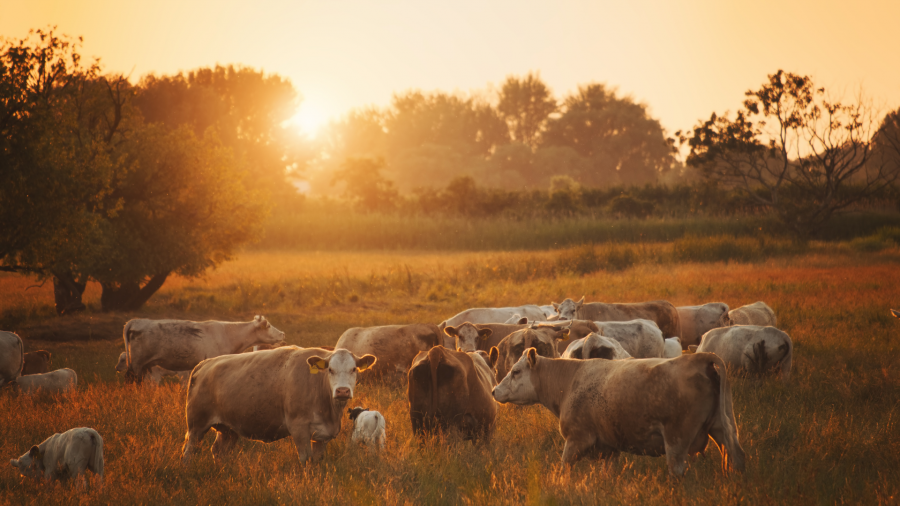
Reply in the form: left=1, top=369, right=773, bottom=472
left=309, top=359, right=327, bottom=374
left=309, top=366, right=319, bottom=374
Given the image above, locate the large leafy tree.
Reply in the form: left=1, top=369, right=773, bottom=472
left=543, top=83, right=675, bottom=186
left=0, top=30, right=269, bottom=313
left=496, top=72, right=556, bottom=150
left=682, top=70, right=900, bottom=238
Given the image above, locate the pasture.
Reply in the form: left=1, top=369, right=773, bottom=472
left=1, top=247, right=899, bottom=504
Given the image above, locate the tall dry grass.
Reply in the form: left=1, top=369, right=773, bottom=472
left=1, top=249, right=899, bottom=504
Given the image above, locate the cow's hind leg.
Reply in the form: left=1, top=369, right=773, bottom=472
left=182, top=425, right=211, bottom=465
left=211, top=426, right=240, bottom=462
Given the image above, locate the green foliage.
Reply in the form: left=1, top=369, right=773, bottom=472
left=497, top=72, right=556, bottom=149
left=332, top=157, right=399, bottom=212
left=607, top=194, right=655, bottom=218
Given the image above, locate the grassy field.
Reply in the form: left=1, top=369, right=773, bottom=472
left=1, top=247, right=899, bottom=504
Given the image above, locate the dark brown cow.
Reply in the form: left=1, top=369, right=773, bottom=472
left=336, top=324, right=444, bottom=378
left=22, top=350, right=52, bottom=375
left=552, top=297, right=681, bottom=339
left=493, top=325, right=569, bottom=381
left=407, top=346, right=498, bottom=441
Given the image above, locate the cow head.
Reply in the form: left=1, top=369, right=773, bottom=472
left=307, top=349, right=377, bottom=402
left=551, top=297, right=585, bottom=321
left=115, top=352, right=129, bottom=373
left=492, top=348, right=540, bottom=405
left=35, top=350, right=51, bottom=363
left=498, top=326, right=567, bottom=379
left=444, top=323, right=492, bottom=353
left=252, top=315, right=286, bottom=344
left=348, top=407, right=369, bottom=422
left=581, top=333, right=631, bottom=360
left=561, top=320, right=599, bottom=341
left=503, top=314, right=528, bottom=324
left=10, top=445, right=43, bottom=479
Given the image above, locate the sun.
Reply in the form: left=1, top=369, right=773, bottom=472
left=289, top=102, right=330, bottom=138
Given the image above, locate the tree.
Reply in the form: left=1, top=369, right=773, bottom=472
left=543, top=83, right=675, bottom=186
left=681, top=70, right=900, bottom=238
left=332, top=157, right=398, bottom=212
left=497, top=72, right=556, bottom=150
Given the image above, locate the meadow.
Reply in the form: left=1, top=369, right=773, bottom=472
left=1, top=242, right=899, bottom=504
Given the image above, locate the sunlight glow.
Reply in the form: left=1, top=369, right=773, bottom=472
left=290, top=102, right=330, bottom=138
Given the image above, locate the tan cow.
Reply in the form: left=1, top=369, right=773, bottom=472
left=335, top=324, right=444, bottom=378
left=551, top=297, right=681, bottom=339
left=492, top=349, right=745, bottom=476
left=561, top=333, right=632, bottom=360
left=726, top=302, right=777, bottom=327
left=493, top=325, right=569, bottom=381
left=696, top=325, right=792, bottom=382
left=182, top=347, right=376, bottom=465
left=407, top=346, right=498, bottom=441
left=440, top=305, right=548, bottom=329
left=22, top=350, right=52, bottom=375
left=123, top=315, right=285, bottom=384
left=677, top=303, right=730, bottom=348
left=10, top=427, right=104, bottom=487
left=0, top=331, right=24, bottom=386
left=446, top=320, right=597, bottom=354
left=8, top=368, right=77, bottom=394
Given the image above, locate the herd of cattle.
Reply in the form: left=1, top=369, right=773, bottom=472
left=0, top=298, right=796, bottom=486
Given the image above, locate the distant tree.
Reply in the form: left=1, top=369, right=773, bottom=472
left=497, top=73, right=556, bottom=150
left=332, top=157, right=398, bottom=212
left=0, top=30, right=267, bottom=313
left=543, top=83, right=675, bottom=186
left=545, top=175, right=582, bottom=215
left=682, top=70, right=900, bottom=238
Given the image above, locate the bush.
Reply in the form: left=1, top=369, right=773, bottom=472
left=608, top=195, right=655, bottom=218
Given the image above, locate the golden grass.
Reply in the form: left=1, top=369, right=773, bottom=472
left=1, top=249, right=900, bottom=504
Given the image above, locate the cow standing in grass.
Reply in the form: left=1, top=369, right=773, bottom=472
left=0, top=331, right=24, bottom=387
left=551, top=297, right=682, bottom=339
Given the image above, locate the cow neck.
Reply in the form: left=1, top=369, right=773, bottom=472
left=226, top=321, right=264, bottom=354
left=532, top=358, right=582, bottom=418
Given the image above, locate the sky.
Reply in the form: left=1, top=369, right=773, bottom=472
left=4, top=0, right=899, bottom=138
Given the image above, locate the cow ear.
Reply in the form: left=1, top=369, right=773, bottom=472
left=526, top=348, right=538, bottom=367
left=443, top=326, right=458, bottom=337
left=29, top=446, right=40, bottom=460
left=576, top=296, right=585, bottom=307
left=254, top=315, right=261, bottom=322
left=516, top=317, right=528, bottom=325
left=489, top=347, right=499, bottom=367
left=478, top=328, right=493, bottom=340
left=356, top=354, right=377, bottom=372
left=588, top=321, right=599, bottom=332
left=558, top=328, right=570, bottom=340
left=687, top=345, right=698, bottom=354
left=307, top=356, right=328, bottom=374
left=551, top=302, right=559, bottom=310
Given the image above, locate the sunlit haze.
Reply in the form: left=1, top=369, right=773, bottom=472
left=4, top=0, right=899, bottom=137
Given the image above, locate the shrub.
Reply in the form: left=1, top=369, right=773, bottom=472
left=608, top=195, right=655, bottom=218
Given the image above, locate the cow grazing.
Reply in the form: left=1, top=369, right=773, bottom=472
left=677, top=303, right=729, bottom=348
left=0, top=331, right=24, bottom=386
left=10, top=427, right=104, bottom=487
left=408, top=346, right=498, bottom=440
left=581, top=319, right=666, bottom=359
left=492, top=349, right=745, bottom=476
left=696, top=326, right=792, bottom=381
left=335, top=324, right=444, bottom=378
left=7, top=368, right=77, bottom=394
left=551, top=297, right=681, bottom=339
left=115, top=352, right=190, bottom=387
left=664, top=337, right=683, bottom=359
left=726, top=301, right=777, bottom=327
left=182, top=347, right=376, bottom=464
left=122, top=315, right=285, bottom=384
left=440, top=305, right=547, bottom=329
left=348, top=407, right=386, bottom=450
left=446, top=320, right=597, bottom=354
left=493, top=325, right=569, bottom=381
left=561, top=333, right=632, bottom=360
left=22, top=350, right=52, bottom=375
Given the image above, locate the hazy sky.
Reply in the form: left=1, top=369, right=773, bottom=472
left=4, top=0, right=899, bottom=137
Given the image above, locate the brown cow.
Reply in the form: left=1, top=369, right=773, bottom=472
left=22, top=350, right=52, bottom=375
left=335, top=324, right=444, bottom=378
left=407, top=346, right=498, bottom=440
left=182, top=347, right=376, bottom=465
left=493, top=325, right=569, bottom=381
left=445, top=320, right=597, bottom=354
left=551, top=297, right=681, bottom=339
left=726, top=301, right=777, bottom=327
left=492, top=349, right=745, bottom=477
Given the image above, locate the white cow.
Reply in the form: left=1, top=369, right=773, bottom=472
left=0, top=331, right=24, bottom=386
left=348, top=407, right=386, bottom=450
left=8, top=368, right=77, bottom=394
left=696, top=325, right=792, bottom=382
left=440, top=305, right=548, bottom=328
left=664, top=337, right=683, bottom=358
left=115, top=352, right=190, bottom=387
left=562, top=333, right=632, bottom=360
left=727, top=302, right=777, bottom=327
left=122, top=315, right=285, bottom=383
left=593, top=319, right=666, bottom=358
left=10, top=427, right=104, bottom=486
left=677, top=303, right=729, bottom=348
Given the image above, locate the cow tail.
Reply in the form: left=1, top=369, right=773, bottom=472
left=777, top=339, right=792, bottom=382
left=90, top=431, right=104, bottom=481
left=706, top=357, right=744, bottom=473
left=16, top=335, right=24, bottom=378
left=123, top=321, right=133, bottom=369
left=428, top=347, right=442, bottom=415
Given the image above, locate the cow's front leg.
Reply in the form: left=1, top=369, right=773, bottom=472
left=561, top=432, right=596, bottom=465
left=289, top=427, right=313, bottom=464
left=311, top=440, right=328, bottom=461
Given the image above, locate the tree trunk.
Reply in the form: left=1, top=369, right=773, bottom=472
left=52, top=271, right=87, bottom=316
left=100, top=272, right=171, bottom=312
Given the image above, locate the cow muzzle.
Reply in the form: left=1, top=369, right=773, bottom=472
left=334, top=387, right=352, bottom=400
